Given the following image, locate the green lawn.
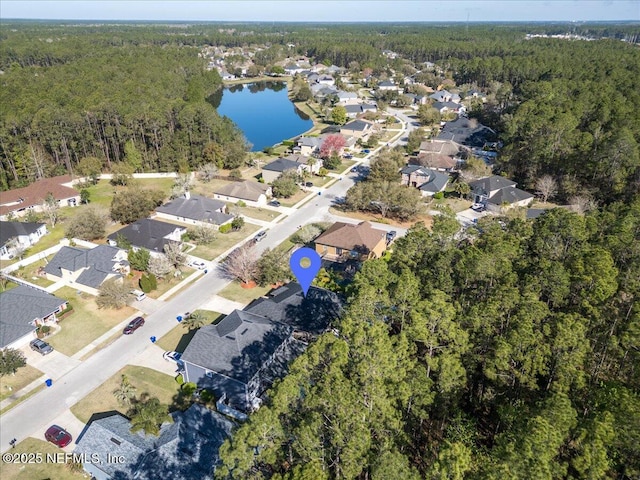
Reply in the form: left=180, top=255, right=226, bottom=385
left=0, top=438, right=86, bottom=480
left=9, top=257, right=55, bottom=288
left=0, top=364, right=44, bottom=402
left=234, top=205, right=280, bottom=222
left=191, top=224, right=260, bottom=260
left=276, top=189, right=311, bottom=207
left=126, top=271, right=194, bottom=300
left=218, top=281, right=272, bottom=305
left=46, top=287, right=136, bottom=356
left=84, top=177, right=175, bottom=208
left=156, top=310, right=225, bottom=353
left=71, top=365, right=180, bottom=424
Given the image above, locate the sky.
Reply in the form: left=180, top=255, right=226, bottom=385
left=1, top=0, right=639, bottom=23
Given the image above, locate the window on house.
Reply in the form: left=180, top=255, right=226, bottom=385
left=336, top=248, right=343, bottom=255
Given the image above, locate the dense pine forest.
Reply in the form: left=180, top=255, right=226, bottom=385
left=2, top=21, right=639, bottom=478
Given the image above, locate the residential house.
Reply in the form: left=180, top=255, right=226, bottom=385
left=432, top=101, right=466, bottom=115
left=262, top=158, right=304, bottom=183
left=469, top=175, right=534, bottom=212
left=340, top=119, right=374, bottom=139
left=400, top=165, right=450, bottom=197
left=212, top=180, right=272, bottom=207
left=107, top=219, right=185, bottom=256
left=294, top=136, right=323, bottom=156
left=429, top=90, right=461, bottom=103
left=344, top=104, right=364, bottom=119
left=314, top=221, right=387, bottom=261
left=326, top=65, right=345, bottom=75
left=436, top=117, right=496, bottom=148
left=155, top=193, right=233, bottom=229
left=0, top=285, right=68, bottom=349
left=182, top=310, right=294, bottom=412
left=377, top=80, right=398, bottom=92
left=0, top=175, right=80, bottom=220
left=284, top=63, right=305, bottom=75
left=413, top=153, right=459, bottom=172
left=43, top=245, right=129, bottom=295
left=317, top=74, right=335, bottom=86
left=336, top=91, right=359, bottom=105
left=284, top=154, right=321, bottom=175
left=245, top=282, right=343, bottom=336
left=0, top=221, right=47, bottom=260
left=74, top=403, right=233, bottom=480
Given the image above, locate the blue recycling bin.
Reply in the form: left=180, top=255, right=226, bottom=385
left=177, top=315, right=183, bottom=322
left=45, top=379, right=52, bottom=387
left=150, top=336, right=156, bottom=343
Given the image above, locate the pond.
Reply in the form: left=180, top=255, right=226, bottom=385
left=209, top=81, right=313, bottom=152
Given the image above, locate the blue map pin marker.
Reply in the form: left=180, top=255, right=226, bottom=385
left=290, top=247, right=322, bottom=297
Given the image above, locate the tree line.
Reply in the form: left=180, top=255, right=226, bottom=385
left=217, top=201, right=640, bottom=479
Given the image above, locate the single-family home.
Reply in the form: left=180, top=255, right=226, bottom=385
left=244, top=282, right=343, bottom=335
left=340, top=119, right=374, bottom=139
left=429, top=90, right=461, bottom=104
left=294, top=136, right=323, bottom=156
left=336, top=91, right=359, bottom=105
left=436, top=117, right=496, bottom=148
left=0, top=221, right=47, bottom=259
left=432, top=101, right=466, bottom=115
left=400, top=165, right=450, bottom=197
left=155, top=193, right=233, bottom=229
left=284, top=63, right=305, bottom=75
left=413, top=153, right=459, bottom=172
left=469, top=175, right=534, bottom=212
left=212, top=180, right=272, bottom=207
left=284, top=154, right=321, bottom=175
left=181, top=310, right=294, bottom=412
left=43, top=244, right=129, bottom=295
left=107, top=219, right=186, bottom=255
left=317, top=74, right=335, bottom=86
left=74, top=403, right=234, bottom=480
left=262, top=158, right=304, bottom=183
left=0, top=285, right=69, bottom=349
left=344, top=104, right=365, bottom=119
left=377, top=80, right=398, bottom=92
left=314, top=221, right=387, bottom=261
left=0, top=175, right=80, bottom=220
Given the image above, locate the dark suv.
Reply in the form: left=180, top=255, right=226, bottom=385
left=30, top=339, right=54, bottom=355
left=123, top=316, right=145, bottom=334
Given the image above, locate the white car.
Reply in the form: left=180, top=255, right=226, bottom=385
left=163, top=351, right=182, bottom=364
left=189, top=260, right=206, bottom=270
left=471, top=203, right=485, bottom=212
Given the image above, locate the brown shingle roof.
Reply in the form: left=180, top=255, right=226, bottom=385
left=314, top=221, right=386, bottom=253
left=213, top=180, right=270, bottom=202
left=418, top=140, right=461, bottom=157
left=0, top=175, right=79, bottom=216
left=415, top=152, right=458, bottom=170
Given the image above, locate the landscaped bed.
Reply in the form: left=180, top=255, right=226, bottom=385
left=71, top=365, right=180, bottom=424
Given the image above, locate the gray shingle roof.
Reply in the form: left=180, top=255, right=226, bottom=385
left=213, top=181, right=270, bottom=202
left=263, top=158, right=301, bottom=173
left=156, top=194, right=233, bottom=225
left=44, top=245, right=125, bottom=288
left=245, top=282, right=343, bottom=335
left=437, top=117, right=495, bottom=148
left=0, top=221, right=45, bottom=245
left=107, top=219, right=183, bottom=253
left=342, top=119, right=371, bottom=132
left=181, top=310, right=293, bottom=384
left=468, top=176, right=517, bottom=195
left=74, top=404, right=233, bottom=480
left=488, top=187, right=534, bottom=205
left=402, top=166, right=450, bottom=193
left=0, top=286, right=67, bottom=348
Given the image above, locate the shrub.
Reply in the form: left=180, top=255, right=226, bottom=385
left=219, top=223, right=233, bottom=234
left=139, top=273, right=157, bottom=293
left=199, top=389, right=215, bottom=404
left=182, top=382, right=197, bottom=397
left=231, top=216, right=245, bottom=231
left=229, top=169, right=243, bottom=180
left=433, top=191, right=445, bottom=199
left=236, top=200, right=247, bottom=207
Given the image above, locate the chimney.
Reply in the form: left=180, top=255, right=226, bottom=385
left=184, top=191, right=191, bottom=200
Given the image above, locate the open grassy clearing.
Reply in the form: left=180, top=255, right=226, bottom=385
left=191, top=224, right=260, bottom=260
left=156, top=310, right=225, bottom=353
left=47, top=286, right=135, bottom=356
left=71, top=365, right=179, bottom=424
left=0, top=438, right=85, bottom=480
left=0, top=364, right=43, bottom=402
left=217, top=281, right=272, bottom=305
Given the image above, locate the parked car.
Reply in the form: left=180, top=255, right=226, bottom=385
left=268, top=200, right=281, bottom=207
left=188, top=260, right=206, bottom=270
left=304, top=182, right=313, bottom=187
left=45, top=425, right=72, bottom=448
left=130, top=289, right=146, bottom=301
left=362, top=149, right=371, bottom=154
left=386, top=230, right=397, bottom=243
left=123, top=316, right=145, bottom=334
left=343, top=153, right=353, bottom=159
left=471, top=203, right=485, bottom=212
left=351, top=166, right=359, bottom=173
left=253, top=231, right=267, bottom=242
left=163, top=351, right=182, bottom=364
left=30, top=339, right=53, bottom=356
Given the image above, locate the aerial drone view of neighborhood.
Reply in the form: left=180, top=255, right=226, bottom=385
left=0, top=1, right=639, bottom=479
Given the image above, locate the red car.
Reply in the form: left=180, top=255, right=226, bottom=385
left=123, top=316, right=145, bottom=334
left=45, top=425, right=72, bottom=448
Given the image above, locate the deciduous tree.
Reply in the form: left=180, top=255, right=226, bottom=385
left=96, top=279, right=132, bottom=309
left=221, top=244, right=258, bottom=284
left=0, top=348, right=26, bottom=376
left=65, top=207, right=108, bottom=240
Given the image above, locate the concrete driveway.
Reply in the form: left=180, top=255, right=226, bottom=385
left=22, top=346, right=81, bottom=381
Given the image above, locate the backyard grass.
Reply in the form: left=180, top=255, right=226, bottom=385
left=71, top=365, right=180, bottom=424
left=84, top=177, right=175, bottom=208
left=0, top=364, right=44, bottom=402
left=217, top=281, right=272, bottom=305
left=0, top=438, right=86, bottom=480
left=46, top=286, right=136, bottom=356
left=191, top=224, right=260, bottom=260
left=9, top=257, right=55, bottom=288
left=156, top=310, right=225, bottom=353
